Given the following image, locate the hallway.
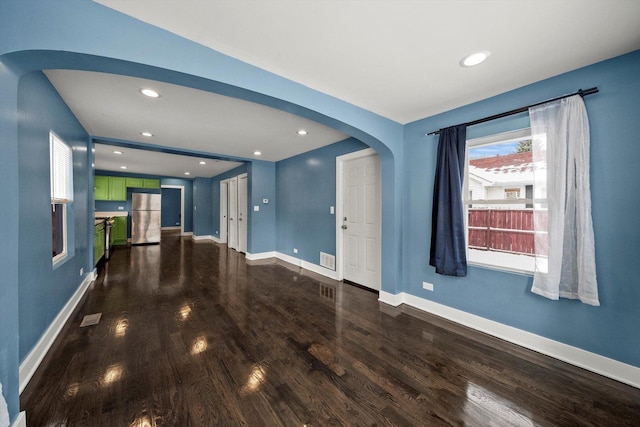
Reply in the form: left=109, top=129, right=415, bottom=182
left=21, top=233, right=640, bottom=426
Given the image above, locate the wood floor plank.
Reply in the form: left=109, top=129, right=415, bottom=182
left=21, top=232, right=640, bottom=426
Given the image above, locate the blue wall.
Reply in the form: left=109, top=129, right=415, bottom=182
left=193, top=177, right=213, bottom=236
left=276, top=138, right=368, bottom=263
left=161, top=188, right=182, bottom=227
left=17, top=72, right=92, bottom=361
left=247, top=161, right=277, bottom=254
left=404, top=50, right=640, bottom=367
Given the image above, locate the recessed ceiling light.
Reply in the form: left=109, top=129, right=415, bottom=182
left=120, top=166, right=127, bottom=170
left=113, top=150, right=123, bottom=155
left=199, top=161, right=206, bottom=165
left=140, top=132, right=153, bottom=137
left=184, top=172, right=190, bottom=175
left=297, top=130, right=308, bottom=136
left=253, top=151, right=262, bottom=156
left=460, top=51, right=491, bottom=67
left=140, top=88, right=160, bottom=98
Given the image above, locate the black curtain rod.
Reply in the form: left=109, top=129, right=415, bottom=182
left=425, top=87, right=599, bottom=136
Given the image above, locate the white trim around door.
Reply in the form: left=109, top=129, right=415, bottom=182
left=161, top=185, right=185, bottom=236
left=335, top=148, right=381, bottom=290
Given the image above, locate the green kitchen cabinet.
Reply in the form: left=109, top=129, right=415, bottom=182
left=94, top=222, right=105, bottom=265
left=111, top=216, right=128, bottom=246
left=143, top=178, right=160, bottom=189
left=94, top=176, right=110, bottom=200
left=126, top=177, right=144, bottom=188
left=109, top=177, right=127, bottom=200
left=95, top=176, right=127, bottom=201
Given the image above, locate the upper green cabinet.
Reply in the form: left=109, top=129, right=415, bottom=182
left=143, top=179, right=160, bottom=189
left=94, top=176, right=126, bottom=201
left=94, top=176, right=109, bottom=200
left=110, top=177, right=126, bottom=200
left=125, top=177, right=144, bottom=188
left=95, top=175, right=161, bottom=200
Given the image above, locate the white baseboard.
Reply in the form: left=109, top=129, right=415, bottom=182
left=192, top=234, right=214, bottom=241
left=161, top=226, right=181, bottom=231
left=19, top=274, right=94, bottom=394
left=12, top=411, right=26, bottom=427
left=182, top=232, right=193, bottom=236
left=246, top=251, right=277, bottom=261
left=275, top=252, right=339, bottom=280
left=378, top=292, right=640, bottom=389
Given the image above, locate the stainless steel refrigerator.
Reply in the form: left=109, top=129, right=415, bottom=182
left=131, top=193, right=161, bottom=244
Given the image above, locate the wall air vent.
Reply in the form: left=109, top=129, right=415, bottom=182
left=320, top=252, right=336, bottom=270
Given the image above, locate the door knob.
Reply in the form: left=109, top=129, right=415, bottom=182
left=341, top=224, right=348, bottom=230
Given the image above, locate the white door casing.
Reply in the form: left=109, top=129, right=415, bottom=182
left=219, top=179, right=228, bottom=244
left=160, top=185, right=185, bottom=236
left=336, top=149, right=381, bottom=290
left=228, top=176, right=238, bottom=250
left=237, top=173, right=248, bottom=253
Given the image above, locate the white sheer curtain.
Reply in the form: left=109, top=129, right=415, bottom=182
left=529, top=95, right=599, bottom=306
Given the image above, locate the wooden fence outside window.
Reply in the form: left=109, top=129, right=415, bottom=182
left=468, top=208, right=547, bottom=256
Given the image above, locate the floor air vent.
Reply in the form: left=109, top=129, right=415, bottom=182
left=80, top=313, right=102, bottom=327
left=320, top=252, right=336, bottom=270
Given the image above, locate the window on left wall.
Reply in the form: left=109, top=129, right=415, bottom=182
left=50, top=131, right=73, bottom=265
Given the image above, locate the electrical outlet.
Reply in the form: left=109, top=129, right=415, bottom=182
left=330, top=206, right=335, bottom=214
left=118, top=206, right=124, bottom=210
left=422, top=281, right=434, bottom=291
left=293, top=248, right=298, bottom=254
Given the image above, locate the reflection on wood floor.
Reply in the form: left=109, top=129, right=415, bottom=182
left=21, top=232, right=640, bottom=426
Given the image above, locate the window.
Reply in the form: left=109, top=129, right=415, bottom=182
left=464, top=129, right=540, bottom=274
left=504, top=188, right=520, bottom=199
left=50, top=131, right=73, bottom=265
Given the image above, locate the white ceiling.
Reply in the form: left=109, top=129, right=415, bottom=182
left=48, top=1, right=640, bottom=177
left=93, top=143, right=243, bottom=179
left=45, top=70, right=350, bottom=176
left=95, top=0, right=640, bottom=123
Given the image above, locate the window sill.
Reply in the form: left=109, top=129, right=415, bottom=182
left=468, top=249, right=534, bottom=276
left=52, top=253, right=71, bottom=270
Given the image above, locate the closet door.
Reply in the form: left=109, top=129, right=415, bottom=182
left=237, top=173, right=248, bottom=253
left=228, top=177, right=238, bottom=250
left=219, top=179, right=228, bottom=244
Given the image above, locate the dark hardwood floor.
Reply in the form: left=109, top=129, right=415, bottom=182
left=21, top=232, right=640, bottom=426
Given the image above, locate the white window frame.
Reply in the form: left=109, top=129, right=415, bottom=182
left=464, top=128, right=536, bottom=275
left=50, top=131, right=73, bottom=266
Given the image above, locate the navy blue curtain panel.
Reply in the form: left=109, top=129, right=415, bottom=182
left=429, top=124, right=468, bottom=276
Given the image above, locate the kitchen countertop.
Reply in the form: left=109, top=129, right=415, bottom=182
left=95, top=211, right=128, bottom=217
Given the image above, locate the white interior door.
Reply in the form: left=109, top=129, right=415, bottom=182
left=219, top=179, right=228, bottom=244
left=228, top=176, right=238, bottom=250
left=340, top=152, right=381, bottom=290
left=237, top=173, right=248, bottom=253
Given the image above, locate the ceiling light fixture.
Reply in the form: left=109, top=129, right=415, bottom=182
left=120, top=166, right=127, bottom=170
left=113, top=150, right=123, bottom=155
left=184, top=172, right=190, bottom=175
left=199, top=161, right=206, bottom=165
left=140, top=132, right=153, bottom=137
left=253, top=151, right=262, bottom=156
left=460, top=51, right=491, bottom=67
left=297, top=130, right=308, bottom=136
left=139, top=88, right=160, bottom=98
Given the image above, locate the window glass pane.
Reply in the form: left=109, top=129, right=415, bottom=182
left=52, top=204, right=65, bottom=258
left=466, top=134, right=536, bottom=273
left=50, top=132, right=74, bottom=203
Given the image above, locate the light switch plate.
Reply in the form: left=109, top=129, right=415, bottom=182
left=254, top=205, right=259, bottom=211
